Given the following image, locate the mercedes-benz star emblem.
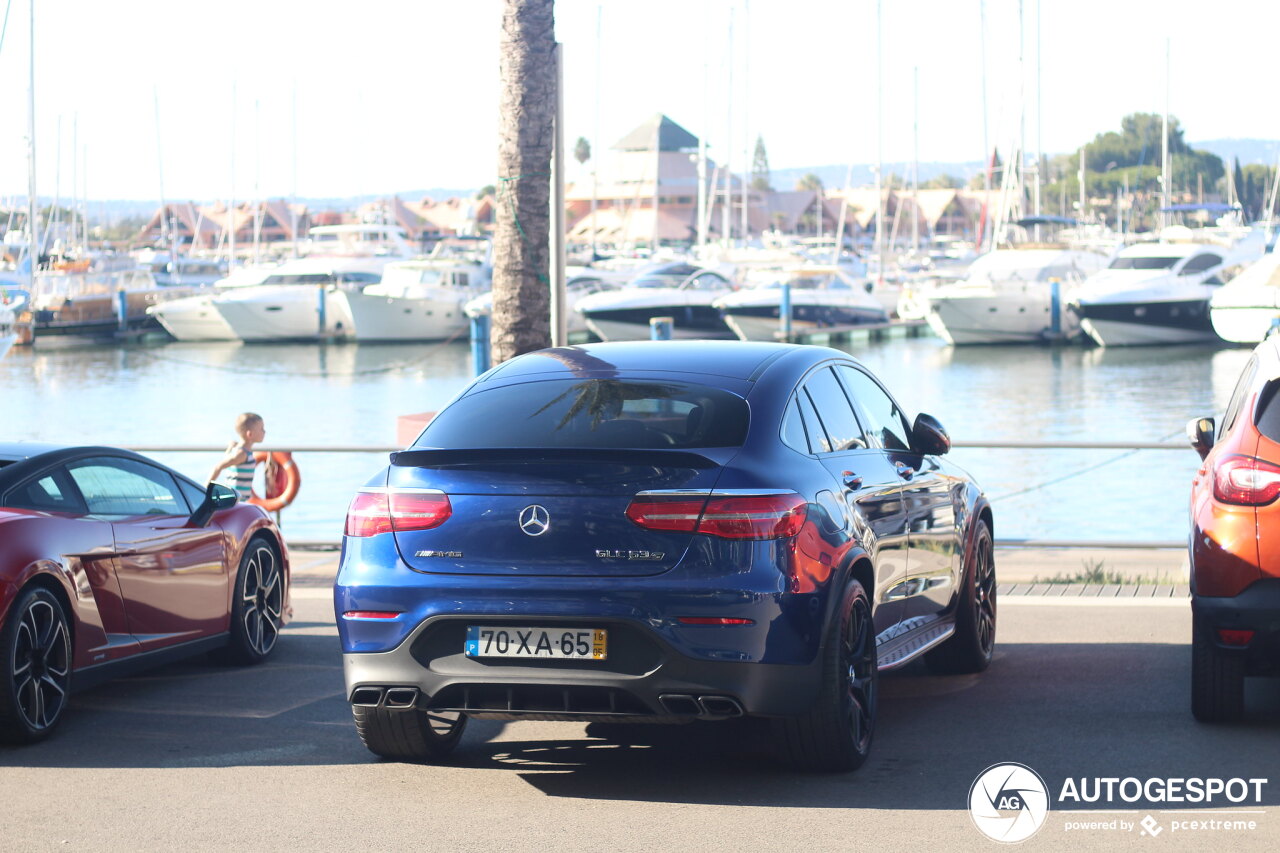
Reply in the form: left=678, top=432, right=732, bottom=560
left=518, top=504, right=550, bottom=537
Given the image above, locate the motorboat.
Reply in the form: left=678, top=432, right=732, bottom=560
left=1209, top=237, right=1280, bottom=344
left=926, top=247, right=1108, bottom=345
left=713, top=266, right=888, bottom=341
left=463, top=269, right=625, bottom=339
left=575, top=262, right=736, bottom=341
left=146, top=264, right=278, bottom=341
left=208, top=224, right=414, bottom=342
left=211, top=257, right=385, bottom=342
left=345, top=238, right=492, bottom=342
left=136, top=249, right=228, bottom=287
left=1071, top=225, right=1267, bottom=346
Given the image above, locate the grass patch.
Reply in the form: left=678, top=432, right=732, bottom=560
left=1032, top=558, right=1132, bottom=586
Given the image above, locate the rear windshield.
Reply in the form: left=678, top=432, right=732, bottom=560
left=419, top=379, right=749, bottom=449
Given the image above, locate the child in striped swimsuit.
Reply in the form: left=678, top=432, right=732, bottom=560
left=209, top=412, right=267, bottom=502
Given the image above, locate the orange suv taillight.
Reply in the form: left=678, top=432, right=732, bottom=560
left=345, top=490, right=452, bottom=537
left=1213, top=455, right=1280, bottom=506
left=626, top=493, right=807, bottom=540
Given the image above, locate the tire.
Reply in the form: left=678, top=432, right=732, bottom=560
left=353, top=705, right=467, bottom=762
left=0, top=586, right=73, bottom=744
left=926, top=521, right=996, bottom=675
left=225, top=537, right=284, bottom=665
left=1191, top=617, right=1245, bottom=722
left=772, top=578, right=877, bottom=772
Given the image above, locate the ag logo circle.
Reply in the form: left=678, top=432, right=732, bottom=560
left=968, top=762, right=1050, bottom=843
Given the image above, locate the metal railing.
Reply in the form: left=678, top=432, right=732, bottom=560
left=128, top=439, right=1193, bottom=551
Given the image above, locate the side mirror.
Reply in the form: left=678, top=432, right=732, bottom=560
left=1187, top=416, right=1215, bottom=461
left=190, top=482, right=238, bottom=527
left=912, top=413, right=951, bottom=456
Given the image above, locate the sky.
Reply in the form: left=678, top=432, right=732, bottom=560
left=0, top=0, right=1277, bottom=203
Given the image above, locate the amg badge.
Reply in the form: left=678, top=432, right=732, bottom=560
left=595, top=549, right=665, bottom=561
left=415, top=550, right=463, bottom=558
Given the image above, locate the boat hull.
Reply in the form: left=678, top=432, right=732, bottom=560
left=581, top=305, right=734, bottom=341
left=346, top=291, right=471, bottom=342
left=213, top=285, right=355, bottom=342
left=149, top=295, right=239, bottom=341
left=1077, top=299, right=1217, bottom=346
left=927, top=291, right=1080, bottom=345
left=1209, top=304, right=1280, bottom=345
left=719, top=303, right=889, bottom=342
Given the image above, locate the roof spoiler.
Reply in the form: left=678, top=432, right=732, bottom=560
left=390, top=447, right=719, bottom=469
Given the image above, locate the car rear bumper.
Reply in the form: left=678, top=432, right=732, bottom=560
left=340, top=612, right=823, bottom=719
left=1192, top=578, right=1280, bottom=674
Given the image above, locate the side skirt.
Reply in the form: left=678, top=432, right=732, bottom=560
left=70, top=633, right=231, bottom=694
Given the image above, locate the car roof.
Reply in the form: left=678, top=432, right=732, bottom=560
left=481, top=341, right=817, bottom=383
left=0, top=441, right=70, bottom=463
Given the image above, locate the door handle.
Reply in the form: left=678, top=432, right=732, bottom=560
left=895, top=461, right=915, bottom=480
left=841, top=471, right=863, bottom=489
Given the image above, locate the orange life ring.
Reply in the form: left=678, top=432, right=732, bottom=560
left=248, top=451, right=301, bottom=512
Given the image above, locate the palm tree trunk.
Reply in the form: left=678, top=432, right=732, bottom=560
left=491, top=0, right=555, bottom=364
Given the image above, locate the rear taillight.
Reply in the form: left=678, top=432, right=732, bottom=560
left=1212, top=455, right=1280, bottom=506
left=344, top=489, right=452, bottom=537
left=626, top=492, right=807, bottom=540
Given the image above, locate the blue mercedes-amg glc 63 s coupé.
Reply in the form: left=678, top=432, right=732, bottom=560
left=335, top=341, right=995, bottom=771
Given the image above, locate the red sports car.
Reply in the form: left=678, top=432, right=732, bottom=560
left=0, top=442, right=290, bottom=743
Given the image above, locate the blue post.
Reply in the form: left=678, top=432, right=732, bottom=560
left=116, top=289, right=128, bottom=331
left=471, top=314, right=491, bottom=375
left=650, top=316, right=673, bottom=340
left=317, top=285, right=327, bottom=338
left=1049, top=278, right=1061, bottom=338
left=780, top=282, right=793, bottom=341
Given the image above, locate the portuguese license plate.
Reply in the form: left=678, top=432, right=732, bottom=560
left=465, top=626, right=607, bottom=660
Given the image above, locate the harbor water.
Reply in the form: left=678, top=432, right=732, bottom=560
left=0, top=336, right=1252, bottom=544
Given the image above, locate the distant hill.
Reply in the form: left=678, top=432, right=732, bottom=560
left=1189, top=139, right=1280, bottom=167
left=768, top=162, right=984, bottom=192
left=83, top=188, right=480, bottom=224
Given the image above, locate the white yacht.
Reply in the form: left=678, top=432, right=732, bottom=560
left=136, top=249, right=227, bottom=287
left=345, top=238, right=491, bottom=342
left=1208, top=239, right=1280, bottom=344
left=463, top=270, right=624, bottom=339
left=713, top=267, right=888, bottom=342
left=1071, top=227, right=1267, bottom=346
left=147, top=264, right=277, bottom=341
left=926, top=247, right=1108, bottom=345
left=212, top=257, right=385, bottom=342
left=575, top=262, right=736, bottom=341
left=209, top=224, right=414, bottom=342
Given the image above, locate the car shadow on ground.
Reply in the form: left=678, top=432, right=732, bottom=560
left=3, top=638, right=1278, bottom=812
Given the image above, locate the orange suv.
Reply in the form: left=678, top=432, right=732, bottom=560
left=1187, top=336, right=1280, bottom=721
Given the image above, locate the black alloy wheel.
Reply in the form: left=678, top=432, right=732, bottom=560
left=0, top=587, right=72, bottom=744
left=227, top=538, right=284, bottom=664
left=773, top=578, right=878, bottom=772
left=927, top=521, right=996, bottom=674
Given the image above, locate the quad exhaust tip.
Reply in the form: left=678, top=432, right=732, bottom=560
left=350, top=686, right=421, bottom=710
left=658, top=694, right=744, bottom=718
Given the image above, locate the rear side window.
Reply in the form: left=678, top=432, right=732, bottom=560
left=796, top=391, right=829, bottom=454
left=4, top=469, right=87, bottom=514
left=1256, top=379, right=1280, bottom=443
left=803, top=367, right=866, bottom=452
left=420, top=379, right=749, bottom=449
left=1220, top=357, right=1258, bottom=439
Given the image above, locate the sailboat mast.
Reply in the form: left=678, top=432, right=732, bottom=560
left=912, top=66, right=919, bottom=254
left=722, top=7, right=733, bottom=247
left=229, top=83, right=237, bottom=269
left=740, top=0, right=749, bottom=242
left=874, top=0, right=883, bottom=283
left=291, top=82, right=299, bottom=259
left=1161, top=39, right=1170, bottom=229
left=26, top=0, right=37, bottom=288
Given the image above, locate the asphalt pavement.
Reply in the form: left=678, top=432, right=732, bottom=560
left=1, top=551, right=1277, bottom=852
